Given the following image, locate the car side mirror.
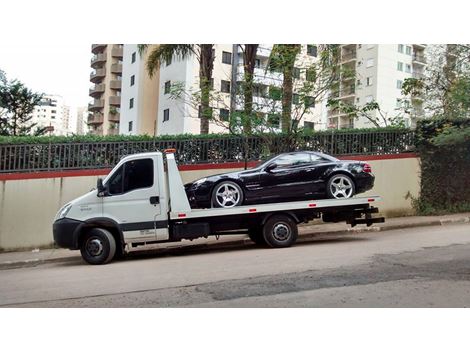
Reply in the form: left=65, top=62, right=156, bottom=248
left=97, top=178, right=106, bottom=197
left=265, top=163, right=277, bottom=173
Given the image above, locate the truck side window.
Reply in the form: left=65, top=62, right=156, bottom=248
left=106, top=159, right=154, bottom=195
left=123, top=158, right=154, bottom=193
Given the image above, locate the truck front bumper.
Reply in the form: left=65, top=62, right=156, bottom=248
left=53, top=218, right=84, bottom=250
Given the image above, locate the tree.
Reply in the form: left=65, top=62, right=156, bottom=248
left=139, top=44, right=215, bottom=134
left=0, top=75, right=44, bottom=136
left=239, top=44, right=259, bottom=134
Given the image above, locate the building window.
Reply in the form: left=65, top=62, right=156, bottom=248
left=304, top=121, right=314, bottom=130
left=164, top=80, right=171, bottom=94
left=397, top=80, right=403, bottom=89
left=221, top=80, right=231, bottom=93
left=366, top=58, right=374, bottom=68
left=366, top=77, right=373, bottom=86
left=306, top=68, right=316, bottom=82
left=269, top=86, right=282, bottom=101
left=405, top=64, right=411, bottom=73
left=293, top=67, right=301, bottom=79
left=396, top=98, right=402, bottom=108
left=398, top=44, right=404, bottom=53
left=163, top=109, right=169, bottom=122
left=51, top=110, right=56, bottom=114
left=356, top=79, right=361, bottom=87
left=255, top=59, right=261, bottom=68
left=129, top=98, right=134, bottom=109
left=128, top=121, right=133, bottom=132
left=51, top=115, right=56, bottom=119
left=267, top=113, right=280, bottom=128
left=406, top=46, right=412, bottom=55
left=220, top=108, right=229, bottom=121
left=307, top=45, right=317, bottom=57
left=305, top=96, right=315, bottom=108
left=293, top=93, right=300, bottom=105
left=397, top=62, right=403, bottom=71
left=131, top=52, right=136, bottom=63
left=222, top=51, right=232, bottom=64
left=130, top=75, right=135, bottom=86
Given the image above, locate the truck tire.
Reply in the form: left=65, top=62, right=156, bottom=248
left=80, top=228, right=116, bottom=265
left=248, top=227, right=266, bottom=246
left=262, top=214, right=298, bottom=248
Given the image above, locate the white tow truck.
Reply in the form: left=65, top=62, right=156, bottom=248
left=53, top=150, right=384, bottom=264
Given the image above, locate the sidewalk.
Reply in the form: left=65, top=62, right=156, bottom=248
left=1, top=212, right=469, bottom=269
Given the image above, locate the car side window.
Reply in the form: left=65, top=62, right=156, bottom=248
left=107, top=158, right=154, bottom=195
left=310, top=154, right=326, bottom=163
left=274, top=153, right=311, bottom=168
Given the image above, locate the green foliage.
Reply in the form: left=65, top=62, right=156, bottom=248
left=414, top=118, right=470, bottom=215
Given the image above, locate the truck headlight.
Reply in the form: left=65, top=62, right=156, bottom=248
left=55, top=203, right=72, bottom=220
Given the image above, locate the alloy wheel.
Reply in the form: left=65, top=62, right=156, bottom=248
left=330, top=175, right=354, bottom=199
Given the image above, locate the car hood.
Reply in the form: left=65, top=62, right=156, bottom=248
left=185, top=167, right=261, bottom=187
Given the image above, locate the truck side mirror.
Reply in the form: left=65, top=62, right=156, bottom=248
left=97, top=178, right=105, bottom=197
left=265, top=163, right=277, bottom=173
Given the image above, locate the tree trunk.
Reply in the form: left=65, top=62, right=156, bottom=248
left=242, top=44, right=258, bottom=134
left=279, top=44, right=300, bottom=134
left=443, top=44, right=458, bottom=116
left=199, top=44, right=214, bottom=134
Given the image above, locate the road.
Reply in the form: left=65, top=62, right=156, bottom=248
left=1, top=223, right=470, bottom=307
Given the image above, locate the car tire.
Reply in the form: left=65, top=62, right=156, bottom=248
left=326, top=174, right=356, bottom=199
left=262, top=214, right=298, bottom=248
left=248, top=227, right=267, bottom=246
left=211, top=181, right=244, bottom=208
left=80, top=228, right=116, bottom=265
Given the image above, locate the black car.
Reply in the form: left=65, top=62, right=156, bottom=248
left=185, top=151, right=375, bottom=209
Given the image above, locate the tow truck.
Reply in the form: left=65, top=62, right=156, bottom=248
left=53, top=150, right=385, bottom=264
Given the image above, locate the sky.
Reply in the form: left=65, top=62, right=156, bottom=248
left=0, top=44, right=91, bottom=109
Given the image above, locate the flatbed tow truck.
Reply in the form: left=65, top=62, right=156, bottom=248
left=53, top=150, right=385, bottom=264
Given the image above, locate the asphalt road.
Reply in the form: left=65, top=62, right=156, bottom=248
left=1, top=223, right=470, bottom=307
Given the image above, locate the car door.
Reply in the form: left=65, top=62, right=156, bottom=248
left=258, top=152, right=315, bottom=202
left=101, top=157, right=162, bottom=242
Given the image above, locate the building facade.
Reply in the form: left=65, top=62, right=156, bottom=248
left=327, top=44, right=427, bottom=129
left=119, top=44, right=160, bottom=135
left=31, top=95, right=71, bottom=135
left=88, top=44, right=123, bottom=135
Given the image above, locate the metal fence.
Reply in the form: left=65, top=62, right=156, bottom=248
left=0, top=130, right=416, bottom=173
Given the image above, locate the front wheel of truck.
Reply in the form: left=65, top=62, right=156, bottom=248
left=80, top=228, right=116, bottom=265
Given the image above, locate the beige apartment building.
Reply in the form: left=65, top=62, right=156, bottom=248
left=327, top=44, right=427, bottom=129
left=88, top=44, right=123, bottom=135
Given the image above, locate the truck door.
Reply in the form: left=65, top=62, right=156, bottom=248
left=102, top=157, right=165, bottom=243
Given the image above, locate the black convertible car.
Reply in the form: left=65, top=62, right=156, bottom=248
left=185, top=151, right=375, bottom=209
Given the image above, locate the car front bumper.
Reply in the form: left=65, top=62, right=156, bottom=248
left=53, top=218, right=84, bottom=250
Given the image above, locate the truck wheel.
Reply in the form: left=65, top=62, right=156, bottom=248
left=80, top=228, right=116, bottom=265
left=248, top=227, right=266, bottom=246
left=262, top=214, right=298, bottom=248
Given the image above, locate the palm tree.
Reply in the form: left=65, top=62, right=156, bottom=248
left=268, top=44, right=301, bottom=133
left=240, top=44, right=259, bottom=134
left=138, top=44, right=215, bottom=134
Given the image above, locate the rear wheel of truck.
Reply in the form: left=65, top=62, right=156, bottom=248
left=262, top=214, right=298, bottom=248
left=80, top=228, right=116, bottom=265
left=248, top=227, right=267, bottom=246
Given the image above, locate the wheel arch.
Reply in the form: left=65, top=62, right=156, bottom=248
left=260, top=211, right=300, bottom=226
left=75, top=217, right=124, bottom=250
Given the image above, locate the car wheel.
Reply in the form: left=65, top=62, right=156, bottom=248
left=80, top=228, right=116, bottom=265
left=327, top=174, right=355, bottom=199
left=262, top=214, right=298, bottom=248
left=211, top=181, right=244, bottom=208
left=248, top=227, right=267, bottom=246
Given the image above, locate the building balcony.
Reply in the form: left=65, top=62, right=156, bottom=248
left=87, top=113, right=104, bottom=124
left=111, top=45, right=123, bottom=58
left=413, top=54, right=426, bottom=65
left=257, top=46, right=272, bottom=57
left=90, top=68, right=106, bottom=83
left=107, top=127, right=119, bottom=135
left=413, top=44, right=427, bottom=50
left=108, top=112, right=120, bottom=122
left=109, top=96, right=121, bottom=106
left=89, top=84, right=105, bottom=98
left=88, top=99, right=104, bottom=111
left=111, top=63, right=122, bottom=74
left=91, top=44, right=107, bottom=54
left=341, top=52, right=357, bottom=62
left=412, top=72, right=425, bottom=79
left=340, top=86, right=355, bottom=99
left=109, top=79, right=122, bottom=90
left=91, top=53, right=106, bottom=68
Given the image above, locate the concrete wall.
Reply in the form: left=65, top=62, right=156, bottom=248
left=0, top=155, right=420, bottom=251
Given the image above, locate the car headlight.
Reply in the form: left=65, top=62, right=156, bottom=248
left=55, top=203, right=72, bottom=220
left=193, top=178, right=207, bottom=186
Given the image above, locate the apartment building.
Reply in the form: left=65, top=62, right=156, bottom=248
left=76, top=106, right=89, bottom=135
left=31, top=94, right=71, bottom=135
left=327, top=44, right=427, bottom=129
left=155, top=44, right=325, bottom=135
left=88, top=44, right=123, bottom=135
left=119, top=44, right=160, bottom=135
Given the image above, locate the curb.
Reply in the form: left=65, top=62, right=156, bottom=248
left=1, top=216, right=469, bottom=269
